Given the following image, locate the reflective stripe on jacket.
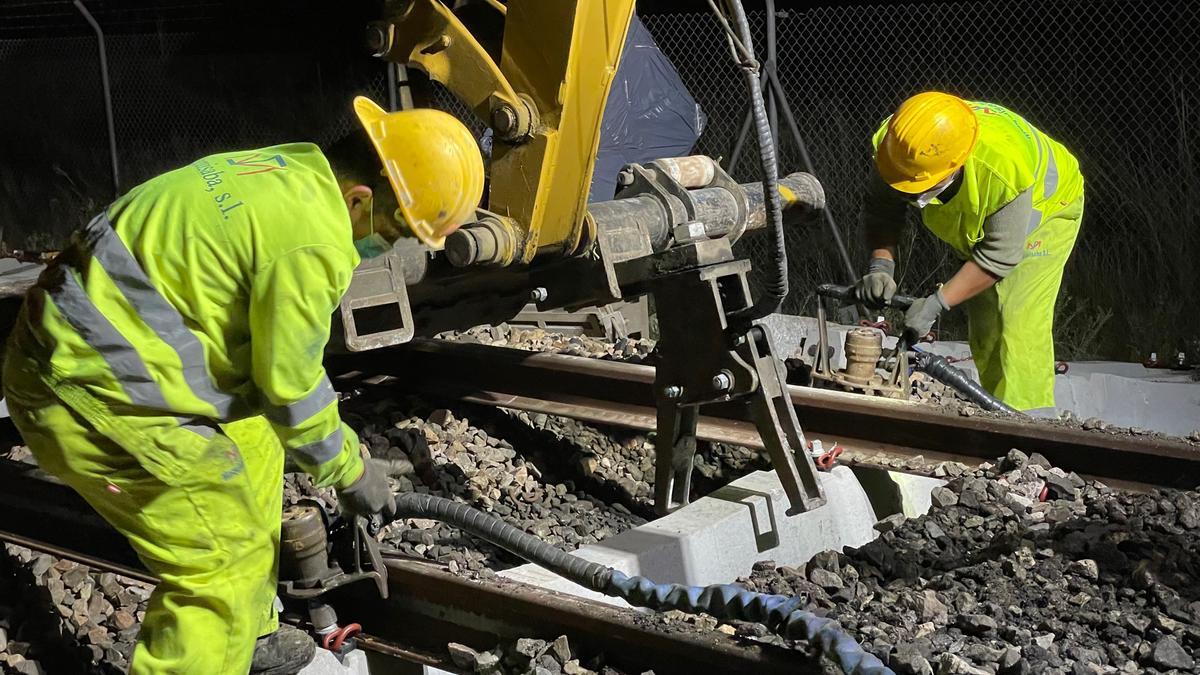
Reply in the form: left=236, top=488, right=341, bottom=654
left=21, top=143, right=362, bottom=487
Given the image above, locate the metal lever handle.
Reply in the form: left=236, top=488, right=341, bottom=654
left=816, top=283, right=917, bottom=311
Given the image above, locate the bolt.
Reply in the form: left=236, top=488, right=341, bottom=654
left=365, top=22, right=392, bottom=57
left=711, top=372, right=733, bottom=391
left=421, top=34, right=453, bottom=54
left=492, top=104, right=519, bottom=138
left=617, top=168, right=635, bottom=187
left=672, top=221, right=708, bottom=244
left=530, top=287, right=548, bottom=303
left=662, top=385, right=683, bottom=399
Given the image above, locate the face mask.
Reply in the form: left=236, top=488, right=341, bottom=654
left=910, top=171, right=959, bottom=209
left=351, top=194, right=392, bottom=258
left=354, top=232, right=391, bottom=258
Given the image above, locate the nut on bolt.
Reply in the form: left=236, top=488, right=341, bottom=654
left=492, top=105, right=520, bottom=138
left=662, top=385, right=683, bottom=399
left=672, top=221, right=707, bottom=244
left=365, top=21, right=394, bottom=57
left=711, top=371, right=733, bottom=391
left=530, top=287, right=548, bottom=302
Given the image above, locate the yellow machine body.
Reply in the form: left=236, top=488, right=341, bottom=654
left=375, top=0, right=636, bottom=265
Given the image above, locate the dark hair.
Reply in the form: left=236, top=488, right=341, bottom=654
left=323, top=129, right=398, bottom=217
left=323, top=129, right=387, bottom=192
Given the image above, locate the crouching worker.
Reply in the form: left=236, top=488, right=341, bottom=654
left=2, top=97, right=484, bottom=674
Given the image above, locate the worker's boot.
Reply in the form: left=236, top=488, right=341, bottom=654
left=250, top=624, right=316, bottom=675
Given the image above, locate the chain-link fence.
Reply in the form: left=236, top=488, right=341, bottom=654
left=0, top=22, right=387, bottom=250
left=641, top=2, right=1200, bottom=360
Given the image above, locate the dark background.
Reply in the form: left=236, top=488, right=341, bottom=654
left=1, top=0, right=1196, bottom=362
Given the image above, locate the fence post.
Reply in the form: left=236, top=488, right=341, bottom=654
left=73, top=0, right=119, bottom=198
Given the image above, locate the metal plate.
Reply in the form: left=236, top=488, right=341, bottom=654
left=339, top=252, right=414, bottom=352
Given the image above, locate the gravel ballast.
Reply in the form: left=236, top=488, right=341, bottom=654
left=732, top=450, right=1200, bottom=674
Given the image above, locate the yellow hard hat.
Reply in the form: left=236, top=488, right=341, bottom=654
left=352, top=96, right=485, bottom=248
left=875, top=92, right=979, bottom=194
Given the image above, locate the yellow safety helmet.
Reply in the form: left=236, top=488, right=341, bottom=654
left=352, top=96, right=485, bottom=248
left=875, top=92, right=980, bottom=194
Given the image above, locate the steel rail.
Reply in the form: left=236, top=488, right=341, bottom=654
left=347, top=558, right=812, bottom=674
left=0, top=459, right=814, bottom=674
left=333, top=340, right=1200, bottom=490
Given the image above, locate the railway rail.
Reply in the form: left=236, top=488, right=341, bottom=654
left=332, top=339, right=1200, bottom=493
left=0, top=458, right=814, bottom=674
left=0, top=338, right=1196, bottom=674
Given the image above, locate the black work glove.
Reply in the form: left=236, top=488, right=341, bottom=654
left=904, top=288, right=950, bottom=342
left=337, top=458, right=397, bottom=521
left=855, top=257, right=897, bottom=308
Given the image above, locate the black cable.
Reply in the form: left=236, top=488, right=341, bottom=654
left=392, top=492, right=611, bottom=590
left=709, top=0, right=788, bottom=322
left=387, top=492, right=892, bottom=674
left=912, top=350, right=1021, bottom=415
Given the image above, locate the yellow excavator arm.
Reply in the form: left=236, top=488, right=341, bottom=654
left=370, top=0, right=636, bottom=265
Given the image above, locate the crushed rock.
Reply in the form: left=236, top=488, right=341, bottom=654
left=285, top=396, right=646, bottom=574
left=436, top=324, right=656, bottom=365
left=446, top=633, right=649, bottom=675
left=731, top=449, right=1200, bottom=674
left=0, top=543, right=150, bottom=674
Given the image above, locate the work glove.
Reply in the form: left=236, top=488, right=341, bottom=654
left=904, top=288, right=951, bottom=343
left=336, top=458, right=397, bottom=522
left=855, top=257, right=897, bottom=308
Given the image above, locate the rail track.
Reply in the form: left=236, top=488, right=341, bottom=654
left=332, top=339, right=1200, bottom=493
left=0, top=338, right=1196, bottom=673
left=0, top=458, right=814, bottom=674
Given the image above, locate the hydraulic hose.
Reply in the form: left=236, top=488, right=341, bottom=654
left=710, top=0, right=788, bottom=322
left=390, top=492, right=892, bottom=675
left=912, top=350, right=1021, bottom=415
left=392, top=492, right=610, bottom=591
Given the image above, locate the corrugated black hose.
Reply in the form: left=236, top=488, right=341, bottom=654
left=389, top=492, right=893, bottom=675
left=912, top=350, right=1021, bottom=415
left=709, top=0, right=788, bottom=322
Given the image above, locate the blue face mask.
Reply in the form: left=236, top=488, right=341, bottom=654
left=354, top=232, right=391, bottom=259
left=352, top=194, right=392, bottom=258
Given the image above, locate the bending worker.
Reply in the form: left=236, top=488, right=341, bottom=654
left=857, top=92, right=1084, bottom=412
left=2, top=97, right=484, bottom=674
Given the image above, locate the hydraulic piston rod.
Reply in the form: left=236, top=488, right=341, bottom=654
left=588, top=172, right=825, bottom=252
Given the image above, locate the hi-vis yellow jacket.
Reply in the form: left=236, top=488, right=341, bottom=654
left=19, top=143, right=363, bottom=487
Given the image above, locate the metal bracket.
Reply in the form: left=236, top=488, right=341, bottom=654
left=694, top=161, right=749, bottom=244
left=279, top=511, right=389, bottom=602
left=339, top=251, right=414, bottom=352
left=624, top=245, right=825, bottom=516
left=616, top=163, right=691, bottom=229
left=813, top=283, right=913, bottom=399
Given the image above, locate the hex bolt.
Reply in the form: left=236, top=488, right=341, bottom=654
left=662, top=385, right=683, bottom=399
left=530, top=287, right=548, bottom=302
left=422, top=34, right=452, bottom=54
left=492, top=105, right=519, bottom=138
left=711, top=371, right=733, bottom=391
left=672, top=221, right=708, bottom=244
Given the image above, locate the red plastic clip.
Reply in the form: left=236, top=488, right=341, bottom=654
left=815, top=444, right=844, bottom=470
left=322, top=623, right=363, bottom=652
